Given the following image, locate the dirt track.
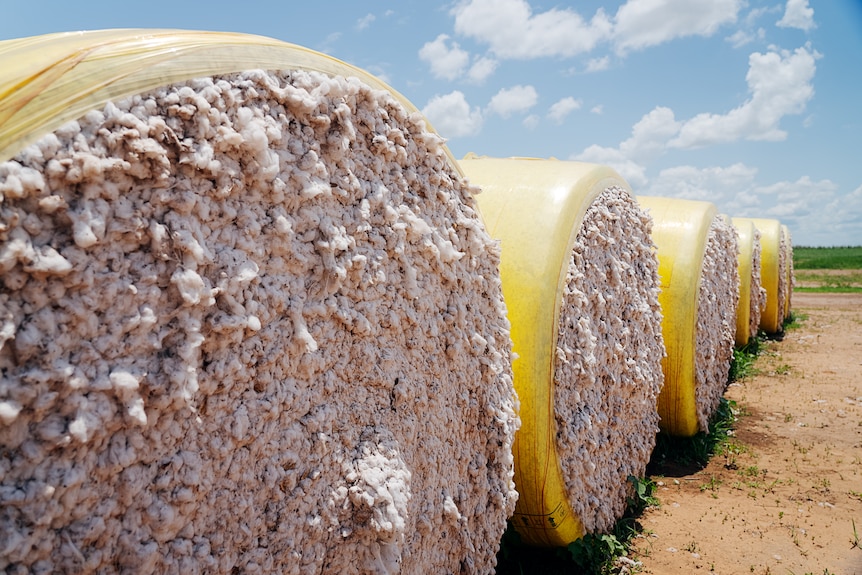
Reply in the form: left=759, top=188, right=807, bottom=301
left=633, top=292, right=862, bottom=574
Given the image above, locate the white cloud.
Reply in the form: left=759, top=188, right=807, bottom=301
left=585, top=56, right=611, bottom=72
left=725, top=27, right=765, bottom=49
left=548, top=97, right=582, bottom=124
left=644, top=163, right=759, bottom=204
left=467, top=56, right=498, bottom=83
left=574, top=145, right=649, bottom=188
left=356, top=13, right=376, bottom=31
left=621, top=106, right=682, bottom=162
left=643, top=165, right=848, bottom=245
left=487, top=85, right=538, bottom=118
left=421, top=91, right=484, bottom=138
left=451, top=0, right=612, bottom=59
left=613, top=0, right=742, bottom=54
left=591, top=105, right=604, bottom=115
left=777, top=0, right=816, bottom=31
left=824, top=184, right=862, bottom=245
left=523, top=114, right=540, bottom=129
left=671, top=44, right=819, bottom=148
left=572, top=106, right=680, bottom=187
left=419, top=34, right=470, bottom=81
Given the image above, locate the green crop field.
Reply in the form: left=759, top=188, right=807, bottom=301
left=793, top=246, right=862, bottom=293
left=793, top=246, right=862, bottom=269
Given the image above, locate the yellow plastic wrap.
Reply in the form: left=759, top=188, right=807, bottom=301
left=0, top=29, right=460, bottom=171
left=460, top=156, right=635, bottom=546
left=731, top=218, right=756, bottom=347
left=635, top=196, right=717, bottom=438
left=739, top=218, right=783, bottom=334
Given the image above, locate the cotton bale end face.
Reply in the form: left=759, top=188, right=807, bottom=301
left=781, top=224, right=794, bottom=320
left=0, top=30, right=520, bottom=575
left=696, top=214, right=740, bottom=430
left=462, top=156, right=664, bottom=544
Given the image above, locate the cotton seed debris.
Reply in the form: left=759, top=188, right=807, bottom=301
left=0, top=69, right=520, bottom=574
left=553, top=186, right=665, bottom=534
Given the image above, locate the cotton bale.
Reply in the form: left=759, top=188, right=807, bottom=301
left=730, top=218, right=766, bottom=347
left=781, top=224, right=794, bottom=320
left=460, top=156, right=664, bottom=545
left=740, top=218, right=784, bottom=335
left=0, top=30, right=520, bottom=574
left=635, top=197, right=739, bottom=437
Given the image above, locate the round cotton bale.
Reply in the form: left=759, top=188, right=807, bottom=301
left=635, top=197, right=739, bottom=437
left=742, top=218, right=784, bottom=335
left=730, top=218, right=766, bottom=347
left=0, top=30, right=520, bottom=574
left=460, top=157, right=665, bottom=545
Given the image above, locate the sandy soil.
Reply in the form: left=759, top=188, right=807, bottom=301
left=633, top=291, right=862, bottom=575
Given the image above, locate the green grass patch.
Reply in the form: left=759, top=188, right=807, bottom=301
left=729, top=338, right=761, bottom=381
left=793, top=246, right=862, bottom=269
left=783, top=311, right=807, bottom=331
left=794, top=269, right=862, bottom=293
left=649, top=398, right=743, bottom=470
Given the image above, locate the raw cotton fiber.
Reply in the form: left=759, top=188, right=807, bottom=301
left=748, top=228, right=767, bottom=341
left=694, top=215, right=740, bottom=432
left=0, top=69, right=519, bottom=574
left=552, top=186, right=664, bottom=533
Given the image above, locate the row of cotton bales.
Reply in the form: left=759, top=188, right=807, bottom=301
left=457, top=156, right=794, bottom=548
left=0, top=30, right=796, bottom=573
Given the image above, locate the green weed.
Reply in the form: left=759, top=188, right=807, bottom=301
left=495, top=476, right=658, bottom=574
left=650, top=398, right=745, bottom=471
left=852, top=519, right=859, bottom=551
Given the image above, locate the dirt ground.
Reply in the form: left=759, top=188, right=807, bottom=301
left=632, top=291, right=862, bottom=575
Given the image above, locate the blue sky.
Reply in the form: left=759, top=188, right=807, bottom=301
left=3, top=0, right=861, bottom=246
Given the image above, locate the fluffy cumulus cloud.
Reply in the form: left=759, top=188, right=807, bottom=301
left=421, top=91, right=483, bottom=138
left=671, top=44, right=819, bottom=147
left=467, top=56, right=498, bottom=83
left=487, top=85, right=538, bottom=118
left=777, top=0, right=816, bottom=31
left=643, top=166, right=847, bottom=245
left=620, top=107, right=682, bottom=162
left=644, top=163, right=759, bottom=205
left=612, top=0, right=743, bottom=54
left=451, top=0, right=612, bottom=59
left=419, top=34, right=471, bottom=80
left=574, top=145, right=649, bottom=188
left=547, top=97, right=582, bottom=124
left=572, top=106, right=681, bottom=187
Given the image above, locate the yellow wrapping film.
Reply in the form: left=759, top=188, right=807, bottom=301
left=635, top=196, right=717, bottom=438
left=739, top=218, right=783, bottom=334
left=781, top=224, right=793, bottom=320
left=0, top=28, right=461, bottom=172
left=731, top=218, right=756, bottom=347
left=460, top=155, right=632, bottom=547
